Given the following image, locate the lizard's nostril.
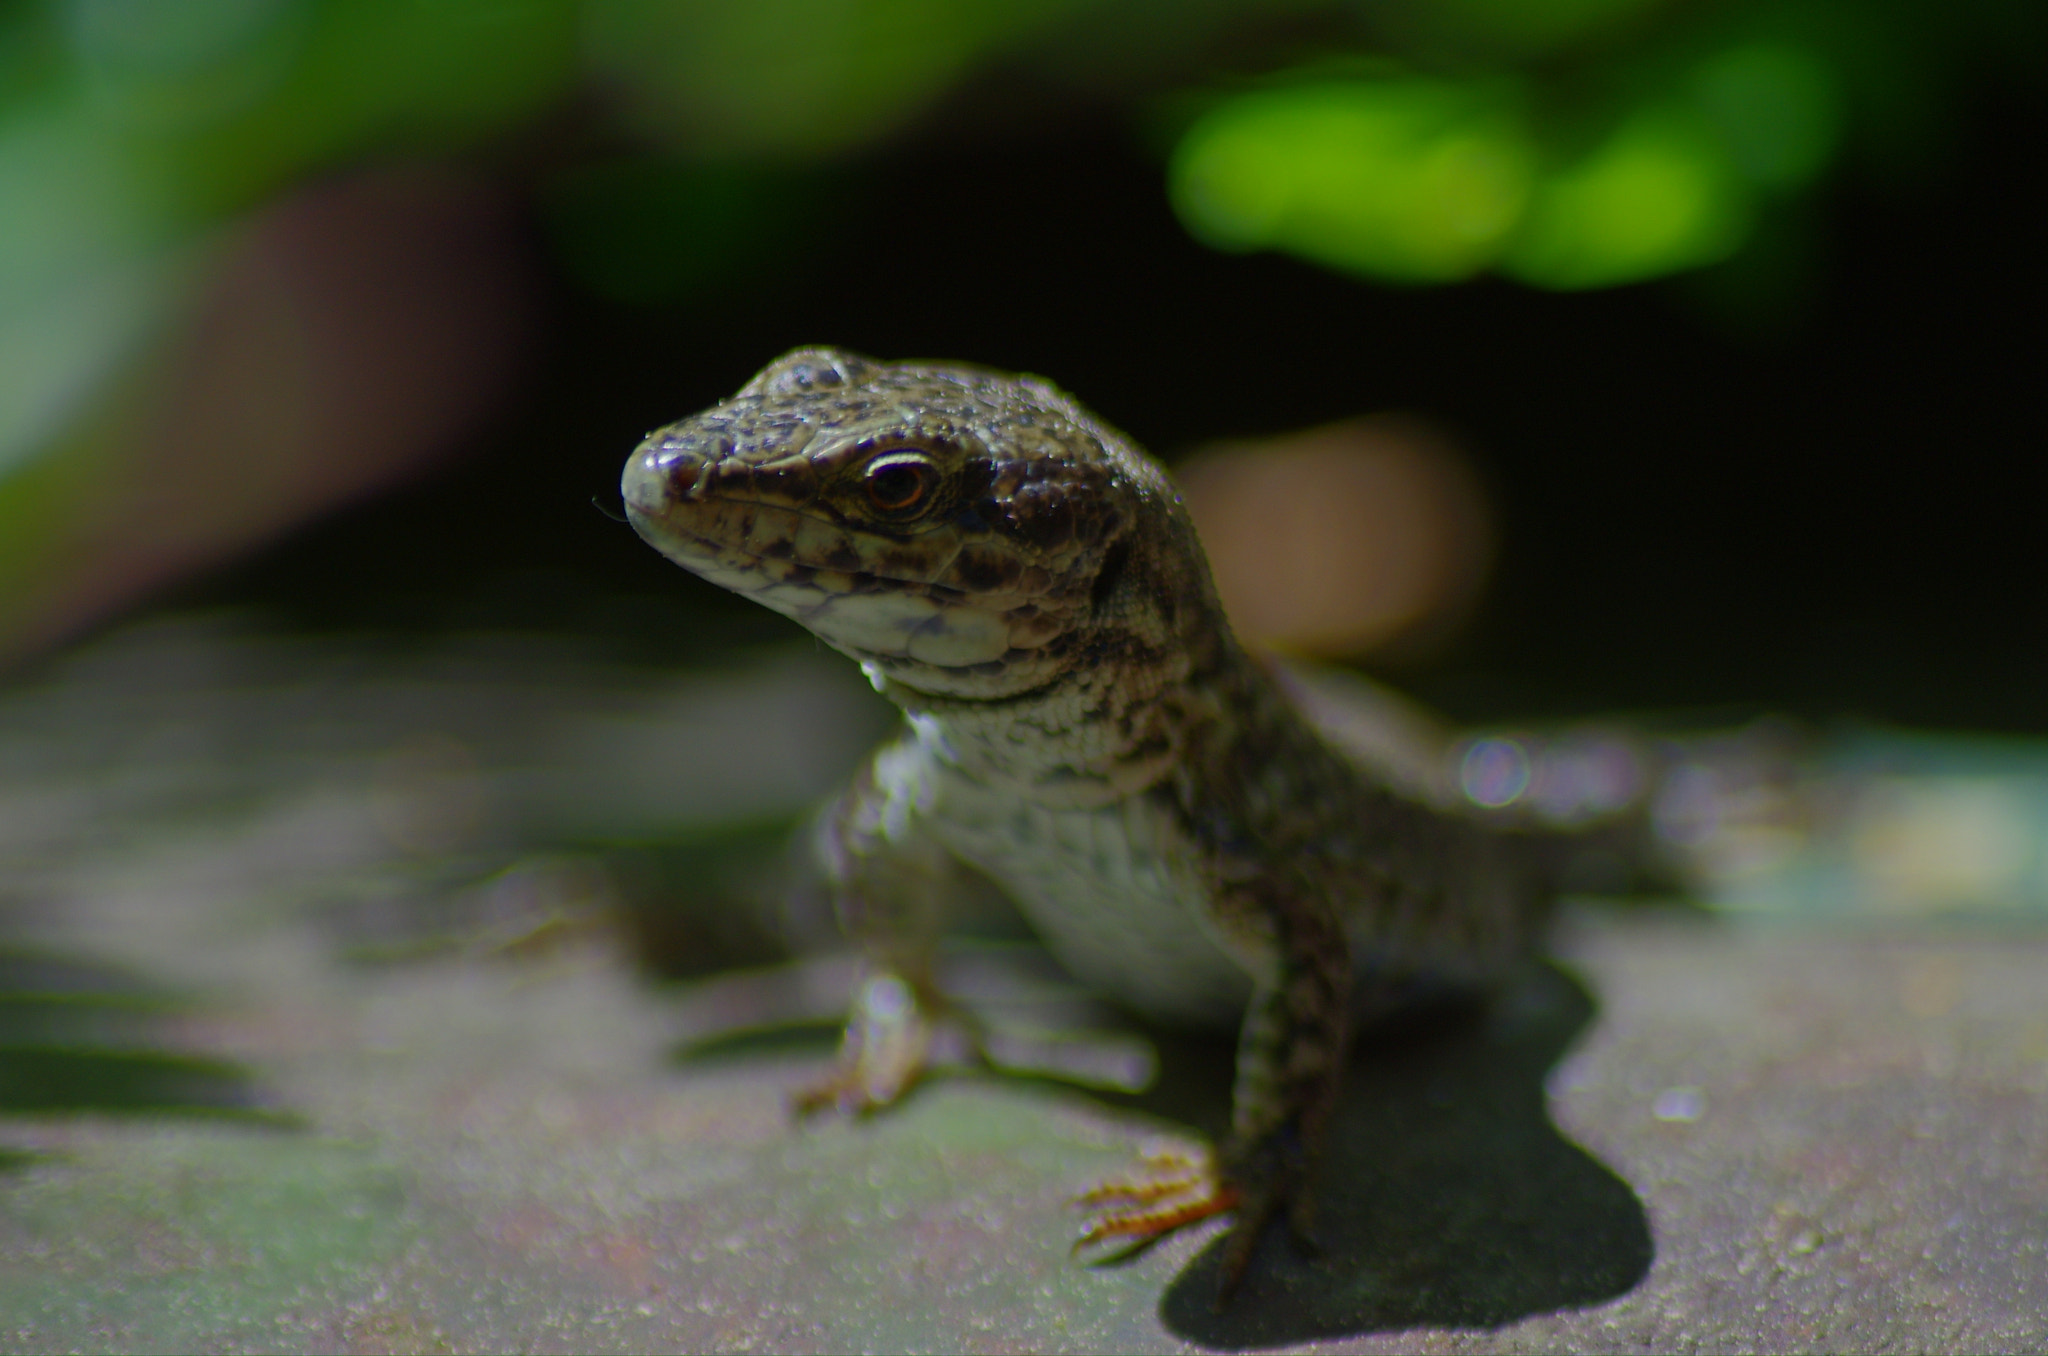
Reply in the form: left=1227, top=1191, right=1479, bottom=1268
left=624, top=446, right=691, bottom=517
left=646, top=440, right=692, bottom=471
left=637, top=444, right=706, bottom=501
left=647, top=435, right=691, bottom=466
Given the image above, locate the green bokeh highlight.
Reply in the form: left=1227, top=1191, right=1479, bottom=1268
left=1170, top=80, right=1537, bottom=284
left=1502, top=103, right=1753, bottom=290
left=1167, top=31, right=1853, bottom=291
left=1691, top=40, right=1844, bottom=190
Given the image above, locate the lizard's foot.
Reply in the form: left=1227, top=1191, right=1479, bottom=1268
left=1075, top=1128, right=1319, bottom=1302
left=1208, top=1122, right=1320, bottom=1300
left=1071, top=1147, right=1241, bottom=1261
left=792, top=971, right=981, bottom=1117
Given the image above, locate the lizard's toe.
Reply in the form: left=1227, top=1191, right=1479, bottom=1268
left=1072, top=1146, right=1240, bottom=1260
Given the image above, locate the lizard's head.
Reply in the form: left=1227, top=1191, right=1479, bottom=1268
left=623, top=347, right=1207, bottom=699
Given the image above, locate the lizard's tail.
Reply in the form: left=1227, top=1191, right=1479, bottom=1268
left=1268, top=655, right=1812, bottom=904
left=1458, top=716, right=1815, bottom=903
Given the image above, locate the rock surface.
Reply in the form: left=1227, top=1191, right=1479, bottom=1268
left=0, top=620, right=2041, bottom=1353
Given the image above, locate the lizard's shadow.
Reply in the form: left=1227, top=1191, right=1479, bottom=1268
left=1109, top=960, right=1650, bottom=1349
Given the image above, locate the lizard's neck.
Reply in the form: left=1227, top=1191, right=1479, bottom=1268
left=875, top=510, right=1250, bottom=809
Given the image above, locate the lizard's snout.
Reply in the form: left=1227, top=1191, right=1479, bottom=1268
left=623, top=439, right=709, bottom=520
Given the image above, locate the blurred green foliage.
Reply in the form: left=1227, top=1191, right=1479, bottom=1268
left=583, top=0, right=1091, bottom=156
left=1167, top=3, right=2010, bottom=289
left=1170, top=76, right=1540, bottom=284
left=0, top=0, right=2040, bottom=634
left=0, top=945, right=279, bottom=1155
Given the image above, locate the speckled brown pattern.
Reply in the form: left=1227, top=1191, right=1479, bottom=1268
left=623, top=348, right=1587, bottom=1294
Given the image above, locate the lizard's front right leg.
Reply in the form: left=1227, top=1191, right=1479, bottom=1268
left=793, top=738, right=978, bottom=1116
left=1076, top=868, right=1352, bottom=1298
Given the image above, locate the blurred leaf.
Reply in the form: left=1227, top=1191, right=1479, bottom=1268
left=0, top=1048, right=276, bottom=1117
left=583, top=0, right=1091, bottom=156
left=1689, top=39, right=1844, bottom=190
left=152, top=0, right=577, bottom=217
left=62, top=0, right=316, bottom=137
left=0, top=105, right=181, bottom=481
left=1170, top=77, right=1537, bottom=283
left=0, top=946, right=279, bottom=1130
left=0, top=4, right=65, bottom=103
left=1503, top=102, right=1753, bottom=289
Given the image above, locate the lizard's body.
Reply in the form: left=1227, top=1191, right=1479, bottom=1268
left=622, top=348, right=1605, bottom=1290
left=861, top=628, right=1545, bottom=1028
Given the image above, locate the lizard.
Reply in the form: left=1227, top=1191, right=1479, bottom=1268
left=619, top=346, right=1668, bottom=1297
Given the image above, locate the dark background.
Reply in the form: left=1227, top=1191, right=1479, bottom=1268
left=173, top=82, right=2048, bottom=733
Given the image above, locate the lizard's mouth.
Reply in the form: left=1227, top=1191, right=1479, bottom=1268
left=625, top=442, right=921, bottom=580
left=624, top=454, right=925, bottom=591
left=624, top=491, right=1019, bottom=670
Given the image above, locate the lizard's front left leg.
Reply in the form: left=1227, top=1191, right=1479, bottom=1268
left=794, top=739, right=981, bottom=1116
left=1079, top=871, right=1352, bottom=1298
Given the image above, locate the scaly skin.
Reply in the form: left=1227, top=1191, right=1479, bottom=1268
left=622, top=348, right=1576, bottom=1295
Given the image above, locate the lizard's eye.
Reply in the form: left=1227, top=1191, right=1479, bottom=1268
left=862, top=451, right=940, bottom=519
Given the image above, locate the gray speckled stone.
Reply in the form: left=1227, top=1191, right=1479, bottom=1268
left=0, top=621, right=2042, bottom=1352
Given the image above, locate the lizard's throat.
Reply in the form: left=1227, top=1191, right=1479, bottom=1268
left=626, top=505, right=1083, bottom=698
left=877, top=652, right=1196, bottom=807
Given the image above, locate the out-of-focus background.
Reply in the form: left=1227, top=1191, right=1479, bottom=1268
left=3, top=0, right=2043, bottom=723
left=3, top=4, right=2047, bottom=1351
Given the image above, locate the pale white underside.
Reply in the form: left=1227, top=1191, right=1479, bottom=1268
left=885, top=719, right=1254, bottom=1028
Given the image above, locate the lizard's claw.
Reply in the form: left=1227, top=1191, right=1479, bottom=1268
left=1071, top=1148, right=1241, bottom=1262
left=1074, top=1127, right=1320, bottom=1302
left=1210, top=1121, right=1320, bottom=1300
left=1212, top=1179, right=1288, bottom=1300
